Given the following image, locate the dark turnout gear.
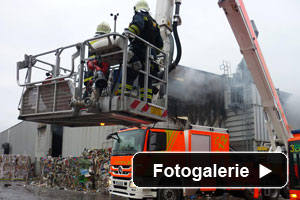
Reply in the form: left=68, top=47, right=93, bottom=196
left=125, top=10, right=163, bottom=102
left=129, top=11, right=163, bottom=60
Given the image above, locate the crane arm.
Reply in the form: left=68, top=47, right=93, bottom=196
left=155, top=0, right=182, bottom=72
left=219, top=0, right=291, bottom=150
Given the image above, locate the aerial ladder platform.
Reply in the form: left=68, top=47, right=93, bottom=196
left=17, top=31, right=169, bottom=127
left=219, top=0, right=291, bottom=151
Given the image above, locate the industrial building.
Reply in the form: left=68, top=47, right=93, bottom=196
left=224, top=58, right=297, bottom=151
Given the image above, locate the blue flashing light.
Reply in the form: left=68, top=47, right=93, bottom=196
left=291, top=129, right=300, bottom=134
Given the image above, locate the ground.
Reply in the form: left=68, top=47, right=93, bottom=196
left=0, top=181, right=122, bottom=200
left=0, top=181, right=287, bottom=200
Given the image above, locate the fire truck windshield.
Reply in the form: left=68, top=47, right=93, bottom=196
left=289, top=141, right=300, bottom=189
left=112, top=129, right=146, bottom=156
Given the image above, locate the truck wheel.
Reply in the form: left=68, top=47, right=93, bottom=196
left=262, top=189, right=279, bottom=200
left=243, top=189, right=263, bottom=200
left=214, top=189, right=225, bottom=197
left=158, top=188, right=182, bottom=200
left=244, top=189, right=254, bottom=200
left=280, top=185, right=289, bottom=199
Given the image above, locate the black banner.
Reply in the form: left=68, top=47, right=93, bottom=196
left=132, top=152, right=287, bottom=188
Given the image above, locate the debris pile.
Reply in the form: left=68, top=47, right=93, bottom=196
left=0, top=155, right=31, bottom=180
left=39, top=148, right=110, bottom=193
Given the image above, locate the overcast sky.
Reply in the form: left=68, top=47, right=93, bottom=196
left=0, top=0, right=299, bottom=132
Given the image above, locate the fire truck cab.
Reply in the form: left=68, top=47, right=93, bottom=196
left=108, top=125, right=229, bottom=199
left=288, top=130, right=300, bottom=200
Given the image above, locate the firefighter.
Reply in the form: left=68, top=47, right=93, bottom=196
left=118, top=0, right=163, bottom=102
left=83, top=22, right=111, bottom=99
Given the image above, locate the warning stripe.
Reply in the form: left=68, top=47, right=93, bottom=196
left=169, top=131, right=179, bottom=151
left=162, top=110, right=168, bottom=117
left=130, top=100, right=140, bottom=109
left=166, top=131, right=172, bottom=150
left=166, top=130, right=176, bottom=151
left=141, top=103, right=150, bottom=112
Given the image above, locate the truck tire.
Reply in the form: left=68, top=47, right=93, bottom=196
left=243, top=189, right=262, bottom=200
left=262, top=189, right=279, bottom=200
left=214, top=189, right=225, bottom=197
left=244, top=189, right=254, bottom=200
left=280, top=185, right=289, bottom=199
left=158, top=188, right=183, bottom=200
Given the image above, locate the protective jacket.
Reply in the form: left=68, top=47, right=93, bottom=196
left=126, top=11, right=163, bottom=102
left=129, top=11, right=163, bottom=59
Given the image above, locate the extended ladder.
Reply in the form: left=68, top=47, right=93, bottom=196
left=219, top=0, right=291, bottom=150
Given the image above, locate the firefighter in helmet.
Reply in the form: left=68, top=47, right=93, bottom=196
left=83, top=22, right=111, bottom=99
left=117, top=0, right=163, bottom=102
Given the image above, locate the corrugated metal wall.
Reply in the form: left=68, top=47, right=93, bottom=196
left=0, top=121, right=37, bottom=161
left=225, top=82, right=270, bottom=151
left=225, top=82, right=254, bottom=151
left=251, top=84, right=268, bottom=142
left=0, top=131, right=8, bottom=153
left=61, top=119, right=195, bottom=157
left=224, top=59, right=270, bottom=151
left=35, top=124, right=52, bottom=158
left=62, top=125, right=123, bottom=157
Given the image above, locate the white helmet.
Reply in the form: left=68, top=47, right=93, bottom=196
left=134, top=0, right=150, bottom=12
left=96, top=22, right=111, bottom=34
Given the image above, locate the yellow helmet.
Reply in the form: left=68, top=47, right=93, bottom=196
left=96, top=22, right=111, bottom=34
left=135, top=0, right=150, bottom=12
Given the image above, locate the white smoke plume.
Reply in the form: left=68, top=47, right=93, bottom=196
left=283, top=93, right=300, bottom=130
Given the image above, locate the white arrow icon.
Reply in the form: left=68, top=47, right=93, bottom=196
left=259, top=164, right=272, bottom=179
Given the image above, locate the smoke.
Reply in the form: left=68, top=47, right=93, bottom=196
left=282, top=93, right=300, bottom=130
left=167, top=65, right=226, bottom=127
left=169, top=65, right=225, bottom=102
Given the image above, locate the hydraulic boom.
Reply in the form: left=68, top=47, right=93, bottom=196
left=219, top=0, right=291, bottom=151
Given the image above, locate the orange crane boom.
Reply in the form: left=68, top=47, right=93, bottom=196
left=219, top=0, right=291, bottom=150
